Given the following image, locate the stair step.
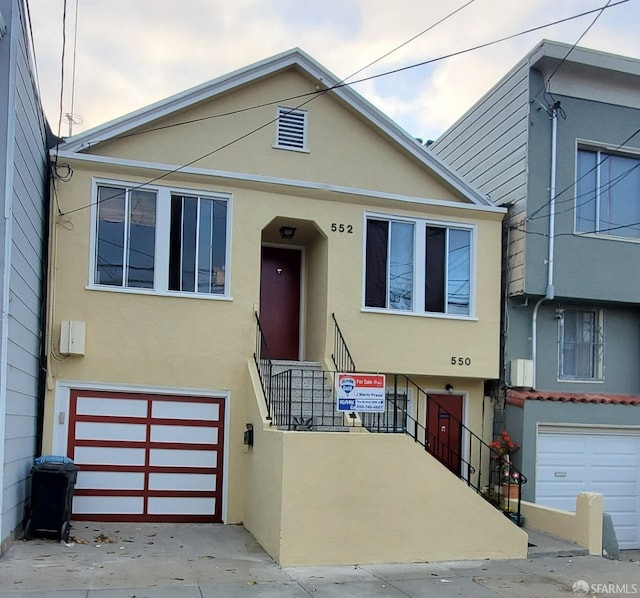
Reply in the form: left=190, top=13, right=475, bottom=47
left=271, top=360, right=323, bottom=374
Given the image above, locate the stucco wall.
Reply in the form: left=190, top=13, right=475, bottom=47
left=274, top=430, right=526, bottom=566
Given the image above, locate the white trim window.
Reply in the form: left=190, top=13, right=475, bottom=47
left=558, top=307, right=604, bottom=381
left=576, top=148, right=640, bottom=239
left=364, top=215, right=474, bottom=317
left=274, top=106, right=307, bottom=151
left=92, top=180, right=230, bottom=297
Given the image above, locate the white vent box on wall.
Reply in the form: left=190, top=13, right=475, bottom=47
left=60, top=320, right=86, bottom=356
left=509, top=359, right=533, bottom=388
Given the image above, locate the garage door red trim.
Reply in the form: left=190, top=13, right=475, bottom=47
left=67, top=390, right=225, bottom=523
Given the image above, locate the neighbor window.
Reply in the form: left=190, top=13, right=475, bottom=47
left=364, top=216, right=473, bottom=316
left=558, top=308, right=604, bottom=380
left=93, top=181, right=230, bottom=296
left=576, top=148, right=640, bottom=239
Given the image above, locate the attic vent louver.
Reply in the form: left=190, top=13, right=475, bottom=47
left=275, top=107, right=307, bottom=151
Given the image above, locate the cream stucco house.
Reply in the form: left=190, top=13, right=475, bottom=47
left=43, top=49, right=526, bottom=565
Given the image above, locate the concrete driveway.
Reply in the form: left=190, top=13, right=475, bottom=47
left=0, top=522, right=638, bottom=597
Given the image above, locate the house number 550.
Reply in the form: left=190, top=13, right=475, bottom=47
left=331, top=223, right=353, bottom=233
left=451, top=357, right=471, bottom=366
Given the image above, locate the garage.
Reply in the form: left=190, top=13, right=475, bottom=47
left=536, top=425, right=640, bottom=549
left=66, top=389, right=225, bottom=522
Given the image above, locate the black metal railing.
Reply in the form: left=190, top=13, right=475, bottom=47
left=253, top=312, right=273, bottom=419
left=253, top=313, right=525, bottom=524
left=269, top=367, right=357, bottom=430
left=361, top=374, right=527, bottom=525
left=331, top=313, right=356, bottom=373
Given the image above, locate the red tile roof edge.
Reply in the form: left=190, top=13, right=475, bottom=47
left=506, top=389, right=640, bottom=408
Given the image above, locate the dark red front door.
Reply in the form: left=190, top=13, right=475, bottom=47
left=259, top=246, right=301, bottom=360
left=426, top=394, right=463, bottom=475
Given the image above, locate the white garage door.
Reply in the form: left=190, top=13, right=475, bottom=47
left=67, top=390, right=225, bottom=522
left=536, top=426, right=640, bottom=549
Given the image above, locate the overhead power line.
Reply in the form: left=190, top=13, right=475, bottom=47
left=58, top=0, right=476, bottom=215
left=109, top=0, right=628, bottom=143
left=525, top=127, right=640, bottom=223
left=58, top=0, right=628, bottom=217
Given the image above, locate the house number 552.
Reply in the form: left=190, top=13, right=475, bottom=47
left=451, top=357, right=471, bottom=366
left=331, top=223, right=353, bottom=233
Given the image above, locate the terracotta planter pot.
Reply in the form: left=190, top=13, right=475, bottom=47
left=500, top=483, right=520, bottom=500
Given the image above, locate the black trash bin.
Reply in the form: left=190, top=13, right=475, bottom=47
left=26, top=456, right=79, bottom=542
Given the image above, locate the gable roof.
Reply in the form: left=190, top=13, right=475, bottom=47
left=58, top=48, right=493, bottom=207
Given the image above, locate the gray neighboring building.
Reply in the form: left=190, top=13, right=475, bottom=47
left=430, top=40, right=640, bottom=549
left=0, top=0, right=49, bottom=554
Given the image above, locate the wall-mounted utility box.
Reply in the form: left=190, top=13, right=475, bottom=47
left=60, top=320, right=86, bottom=356
left=509, top=359, right=533, bottom=388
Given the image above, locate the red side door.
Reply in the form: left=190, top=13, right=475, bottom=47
left=426, top=394, right=463, bottom=475
left=259, top=246, right=301, bottom=360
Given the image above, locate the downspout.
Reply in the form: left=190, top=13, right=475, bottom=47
left=531, top=101, right=559, bottom=389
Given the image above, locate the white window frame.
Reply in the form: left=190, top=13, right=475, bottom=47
left=557, top=307, right=604, bottom=382
left=361, top=212, right=476, bottom=319
left=89, top=178, right=232, bottom=299
left=273, top=106, right=308, bottom=152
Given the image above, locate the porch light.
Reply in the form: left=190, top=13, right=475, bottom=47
left=445, top=384, right=454, bottom=394
left=279, top=226, right=296, bottom=239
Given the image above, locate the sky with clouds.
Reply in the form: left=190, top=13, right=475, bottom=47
left=28, top=0, right=640, bottom=142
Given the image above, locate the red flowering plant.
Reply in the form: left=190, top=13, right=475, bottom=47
left=489, top=430, right=521, bottom=484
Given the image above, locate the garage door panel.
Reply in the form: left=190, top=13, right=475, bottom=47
left=73, top=496, right=144, bottom=515
left=148, top=473, right=217, bottom=491
left=76, top=422, right=147, bottom=442
left=148, top=497, right=216, bottom=516
left=152, top=401, right=220, bottom=421
left=150, top=424, right=218, bottom=444
left=68, top=390, right=225, bottom=523
left=148, top=448, right=218, bottom=468
left=75, top=471, right=145, bottom=491
left=537, top=430, right=640, bottom=549
left=74, top=446, right=146, bottom=466
left=76, top=396, right=147, bottom=417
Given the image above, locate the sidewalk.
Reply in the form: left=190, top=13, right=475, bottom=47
left=0, top=522, right=638, bottom=597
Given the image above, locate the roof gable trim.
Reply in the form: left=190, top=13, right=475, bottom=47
left=59, top=48, right=491, bottom=207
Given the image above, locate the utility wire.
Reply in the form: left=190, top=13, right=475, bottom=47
left=59, top=1, right=626, bottom=216
left=106, top=0, right=627, bottom=143
left=544, top=0, right=613, bottom=91
left=59, top=1, right=476, bottom=215
left=109, top=1, right=477, bottom=142
left=527, top=159, right=640, bottom=223
left=54, top=0, right=67, bottom=159
left=525, top=127, right=640, bottom=223
left=67, top=0, right=80, bottom=136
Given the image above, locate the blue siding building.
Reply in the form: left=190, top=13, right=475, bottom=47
left=0, top=0, right=49, bottom=554
left=431, top=40, right=640, bottom=549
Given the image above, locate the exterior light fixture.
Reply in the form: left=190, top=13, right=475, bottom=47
left=279, top=226, right=296, bottom=239
left=445, top=384, right=454, bottom=393
left=244, top=423, right=254, bottom=447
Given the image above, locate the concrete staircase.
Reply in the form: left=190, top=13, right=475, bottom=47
left=269, top=360, right=353, bottom=431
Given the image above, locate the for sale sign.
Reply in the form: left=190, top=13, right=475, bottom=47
left=336, top=373, right=386, bottom=412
